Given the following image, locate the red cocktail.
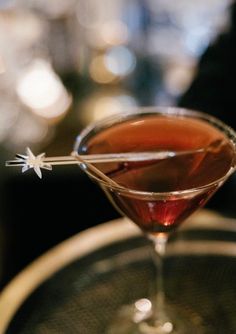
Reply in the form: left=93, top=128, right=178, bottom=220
left=74, top=107, right=236, bottom=333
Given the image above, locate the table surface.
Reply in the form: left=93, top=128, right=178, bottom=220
left=0, top=210, right=236, bottom=334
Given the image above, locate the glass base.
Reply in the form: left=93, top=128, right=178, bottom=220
left=106, top=299, right=205, bottom=334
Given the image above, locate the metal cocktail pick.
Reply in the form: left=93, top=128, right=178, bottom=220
left=5, top=147, right=123, bottom=184
left=5, top=141, right=224, bottom=179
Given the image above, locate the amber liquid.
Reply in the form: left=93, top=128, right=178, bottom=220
left=84, top=115, right=235, bottom=234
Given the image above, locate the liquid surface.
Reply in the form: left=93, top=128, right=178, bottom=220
left=82, top=114, right=235, bottom=234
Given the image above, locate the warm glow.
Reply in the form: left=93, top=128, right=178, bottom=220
left=91, top=95, right=137, bottom=121
left=100, top=20, right=129, bottom=46
left=0, top=55, right=6, bottom=74
left=0, top=100, right=19, bottom=142
left=86, top=21, right=129, bottom=49
left=0, top=10, right=45, bottom=55
left=80, top=91, right=138, bottom=124
left=16, top=59, right=71, bottom=120
left=93, top=96, right=124, bottom=118
left=9, top=114, right=49, bottom=147
left=164, top=60, right=195, bottom=95
left=133, top=298, right=152, bottom=323
left=135, top=299, right=152, bottom=313
left=89, top=55, right=116, bottom=84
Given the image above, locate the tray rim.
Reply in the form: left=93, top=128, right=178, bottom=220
left=0, top=210, right=236, bottom=333
left=0, top=217, right=139, bottom=333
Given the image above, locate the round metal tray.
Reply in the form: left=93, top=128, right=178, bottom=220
left=1, top=211, right=236, bottom=334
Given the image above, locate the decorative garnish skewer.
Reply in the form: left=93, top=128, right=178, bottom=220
left=5, top=141, right=224, bottom=179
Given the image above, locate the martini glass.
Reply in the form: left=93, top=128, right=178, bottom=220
left=74, top=107, right=236, bottom=334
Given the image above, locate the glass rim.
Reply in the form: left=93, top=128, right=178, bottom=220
left=74, top=106, right=236, bottom=199
left=73, top=160, right=234, bottom=199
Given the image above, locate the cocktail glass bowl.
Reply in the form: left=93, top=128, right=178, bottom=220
left=74, top=107, right=236, bottom=333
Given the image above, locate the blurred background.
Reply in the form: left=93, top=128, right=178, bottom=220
left=0, top=0, right=235, bottom=287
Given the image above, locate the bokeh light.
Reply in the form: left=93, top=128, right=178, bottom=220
left=80, top=90, right=138, bottom=124
left=100, top=20, right=129, bottom=46
left=89, top=55, right=117, bottom=84
left=104, top=46, right=136, bottom=77
left=16, top=59, right=71, bottom=121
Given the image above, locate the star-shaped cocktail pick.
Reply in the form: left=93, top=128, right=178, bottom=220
left=5, top=143, right=220, bottom=179
left=5, top=147, right=121, bottom=185
left=11, top=147, right=52, bottom=179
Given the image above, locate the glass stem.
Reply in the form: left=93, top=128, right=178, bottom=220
left=152, top=233, right=170, bottom=325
